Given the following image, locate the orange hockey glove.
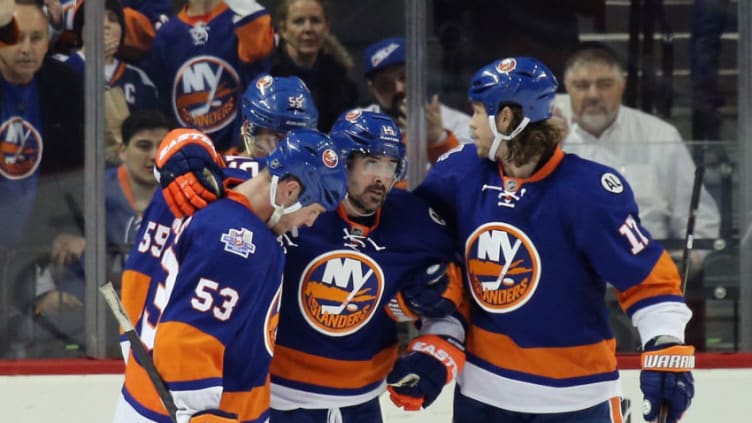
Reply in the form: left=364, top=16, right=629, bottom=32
left=156, top=129, right=226, bottom=218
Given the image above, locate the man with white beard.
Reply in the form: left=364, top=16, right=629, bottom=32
left=560, top=42, right=720, bottom=351
left=561, top=42, right=719, bottom=257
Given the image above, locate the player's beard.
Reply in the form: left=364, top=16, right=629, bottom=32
left=347, top=184, right=387, bottom=215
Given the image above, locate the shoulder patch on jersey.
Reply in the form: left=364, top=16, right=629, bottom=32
left=220, top=227, right=256, bottom=258
left=600, top=172, right=624, bottom=194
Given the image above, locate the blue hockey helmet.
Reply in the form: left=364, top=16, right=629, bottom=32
left=468, top=57, right=558, bottom=161
left=265, top=128, right=347, bottom=214
left=329, top=109, right=407, bottom=181
left=469, top=57, right=557, bottom=122
left=241, top=74, right=319, bottom=151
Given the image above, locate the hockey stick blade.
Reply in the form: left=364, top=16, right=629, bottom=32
left=99, top=282, right=178, bottom=423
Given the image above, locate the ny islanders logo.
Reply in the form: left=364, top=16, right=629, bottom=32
left=465, top=222, right=541, bottom=313
left=264, top=282, right=283, bottom=356
left=0, top=117, right=43, bottom=180
left=496, top=58, right=517, bottom=73
left=298, top=250, right=384, bottom=336
left=173, top=55, right=240, bottom=134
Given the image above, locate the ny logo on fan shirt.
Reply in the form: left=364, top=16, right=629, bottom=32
left=0, top=117, right=42, bottom=180
left=298, top=250, right=384, bottom=336
left=173, top=56, right=240, bottom=134
left=465, top=222, right=541, bottom=313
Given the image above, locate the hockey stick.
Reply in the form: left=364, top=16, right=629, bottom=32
left=679, top=166, right=705, bottom=293
left=99, top=282, right=178, bottom=423
left=320, top=269, right=373, bottom=315
left=657, top=165, right=705, bottom=423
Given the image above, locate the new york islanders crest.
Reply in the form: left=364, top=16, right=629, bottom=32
left=298, top=250, right=384, bottom=336
left=465, top=222, right=541, bottom=313
left=0, top=117, right=43, bottom=180
left=172, top=55, right=240, bottom=134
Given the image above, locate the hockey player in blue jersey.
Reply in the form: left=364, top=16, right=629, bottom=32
left=151, top=108, right=467, bottom=422
left=114, top=127, right=347, bottom=423
left=119, top=74, right=318, bottom=357
left=399, top=57, right=695, bottom=423
left=267, top=109, right=464, bottom=423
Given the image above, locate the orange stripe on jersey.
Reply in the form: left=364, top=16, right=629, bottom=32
left=178, top=3, right=228, bottom=26
left=467, top=325, right=617, bottom=379
left=609, top=397, right=623, bottom=423
left=615, top=251, right=682, bottom=312
left=271, top=344, right=398, bottom=389
left=121, top=270, right=152, bottom=326
left=153, top=321, right=226, bottom=382
left=220, top=375, right=271, bottom=421
left=235, top=14, right=274, bottom=63
left=122, top=8, right=156, bottom=57
left=443, top=263, right=464, bottom=309
left=456, top=289, right=473, bottom=325
left=124, top=351, right=170, bottom=417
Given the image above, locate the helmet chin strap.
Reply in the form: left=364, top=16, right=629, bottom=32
left=486, top=115, right=530, bottom=162
left=268, top=175, right=302, bottom=226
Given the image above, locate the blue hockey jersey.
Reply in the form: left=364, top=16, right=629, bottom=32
left=414, top=145, right=689, bottom=413
left=145, top=2, right=274, bottom=151
left=120, top=156, right=261, bottom=353
left=118, top=190, right=284, bottom=423
left=270, top=189, right=458, bottom=410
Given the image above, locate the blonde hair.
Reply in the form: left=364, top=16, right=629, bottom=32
left=275, top=0, right=353, bottom=69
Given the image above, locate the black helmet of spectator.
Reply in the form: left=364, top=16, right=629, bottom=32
left=73, top=0, right=126, bottom=47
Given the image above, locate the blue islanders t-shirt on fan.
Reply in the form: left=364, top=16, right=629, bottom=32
left=0, top=78, right=44, bottom=249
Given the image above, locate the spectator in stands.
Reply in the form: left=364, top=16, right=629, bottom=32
left=271, top=0, right=358, bottom=132
left=562, top=42, right=720, bottom=250
left=120, top=0, right=171, bottom=62
left=0, top=0, right=84, bottom=252
left=43, top=109, right=173, bottom=296
left=561, top=42, right=721, bottom=350
left=145, top=0, right=275, bottom=152
left=52, top=0, right=171, bottom=61
left=20, top=109, right=173, bottom=359
left=363, top=36, right=471, bottom=165
left=0, top=0, right=84, bottom=358
left=65, top=0, right=158, bottom=165
left=47, top=0, right=75, bottom=55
